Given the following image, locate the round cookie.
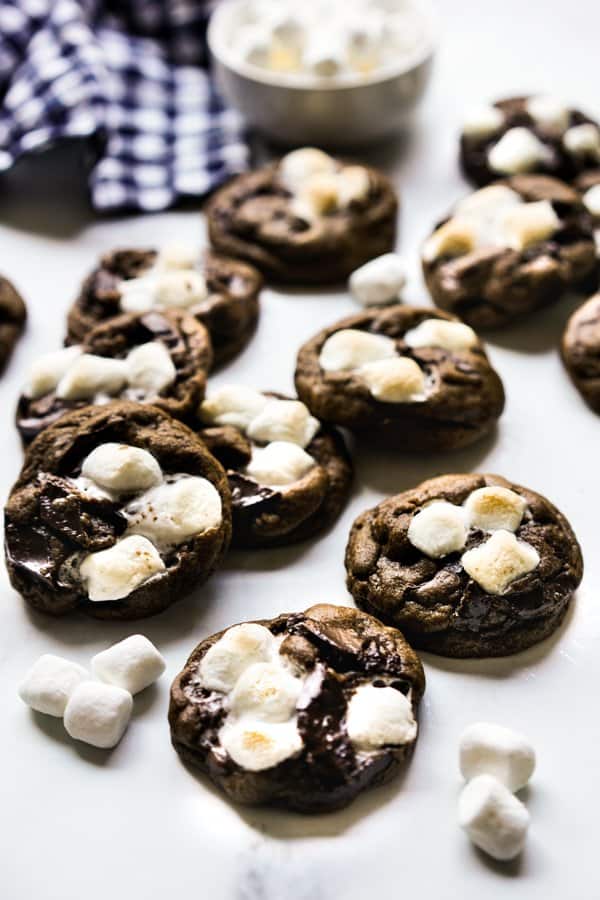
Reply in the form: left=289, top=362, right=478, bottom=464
left=422, top=176, right=597, bottom=329
left=345, top=473, right=583, bottom=658
left=5, top=402, right=232, bottom=620
left=169, top=603, right=425, bottom=813
left=66, top=243, right=262, bottom=367
left=561, top=292, right=600, bottom=412
left=206, top=148, right=398, bottom=285
left=0, top=275, right=27, bottom=370
left=197, top=386, right=353, bottom=548
left=294, top=306, right=505, bottom=452
left=16, top=310, right=212, bottom=445
left=460, top=95, right=600, bottom=187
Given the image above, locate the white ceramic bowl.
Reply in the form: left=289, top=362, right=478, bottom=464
left=208, top=0, right=438, bottom=149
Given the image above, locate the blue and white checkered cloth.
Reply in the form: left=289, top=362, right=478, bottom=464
left=0, top=0, right=249, bottom=211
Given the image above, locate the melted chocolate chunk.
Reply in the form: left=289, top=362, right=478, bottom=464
left=38, top=474, right=126, bottom=550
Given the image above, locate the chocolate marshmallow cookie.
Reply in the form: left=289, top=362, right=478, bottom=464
left=460, top=95, right=600, bottom=187
left=66, top=242, right=262, bottom=367
left=5, top=403, right=231, bottom=620
left=16, top=310, right=212, bottom=444
left=206, top=148, right=398, bottom=284
left=169, top=603, right=425, bottom=813
left=197, top=386, right=353, bottom=548
left=295, top=306, right=504, bottom=452
left=561, top=293, right=600, bottom=412
left=422, top=177, right=597, bottom=329
left=345, top=474, right=583, bottom=658
left=0, top=275, right=27, bottom=370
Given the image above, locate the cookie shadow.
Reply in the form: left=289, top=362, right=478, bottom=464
left=224, top=542, right=313, bottom=572
left=482, top=291, right=588, bottom=356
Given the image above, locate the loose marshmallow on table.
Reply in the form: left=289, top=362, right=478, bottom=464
left=81, top=443, right=162, bottom=494
left=345, top=684, right=417, bottom=751
left=24, top=345, right=83, bottom=399
left=501, top=201, right=560, bottom=251
left=200, top=385, right=268, bottom=430
left=349, top=254, right=406, bottom=307
left=408, top=501, right=468, bottom=559
left=460, top=722, right=536, bottom=793
left=199, top=623, right=276, bottom=693
left=461, top=530, right=540, bottom=595
left=563, top=123, right=600, bottom=158
left=92, top=635, right=166, bottom=695
left=319, top=329, right=396, bottom=371
left=246, top=441, right=315, bottom=487
left=464, top=486, right=526, bottom=533
left=55, top=354, right=127, bottom=401
left=359, top=357, right=425, bottom=403
left=462, top=105, right=504, bottom=139
left=125, top=341, right=176, bottom=396
left=583, top=184, right=600, bottom=217
left=18, top=654, right=89, bottom=717
left=246, top=399, right=319, bottom=448
left=404, top=318, right=478, bottom=352
left=488, top=127, right=551, bottom=175
left=526, top=95, right=570, bottom=132
left=458, top=774, right=530, bottom=861
left=124, top=476, right=222, bottom=545
left=80, top=535, right=166, bottom=602
left=64, top=681, right=133, bottom=749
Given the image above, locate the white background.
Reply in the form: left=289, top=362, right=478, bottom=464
left=1, top=1, right=599, bottom=897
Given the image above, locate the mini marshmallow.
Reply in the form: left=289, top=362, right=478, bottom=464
left=80, top=535, right=166, bottom=602
left=488, top=127, right=551, bottom=175
left=458, top=774, right=530, bottom=861
left=349, top=253, right=406, bottom=306
left=156, top=240, right=200, bottom=270
left=408, top=501, right=468, bottom=558
left=461, top=530, right=540, bottom=595
left=526, top=95, right=570, bottom=132
left=199, top=623, right=275, bottom=693
left=345, top=684, right=417, bottom=751
left=455, top=184, right=523, bottom=222
left=119, top=277, right=156, bottom=314
left=501, top=200, right=561, bottom=251
left=563, top=123, right=600, bottom=158
left=230, top=661, right=303, bottom=723
left=219, top=718, right=303, bottom=771
left=460, top=722, right=536, bottom=793
left=303, top=35, right=345, bottom=77
left=154, top=269, right=208, bottom=308
left=359, top=357, right=426, bottom=403
left=91, top=635, right=166, bottom=695
left=81, top=443, right=162, bottom=494
left=124, top=475, right=222, bottom=545
left=18, top=654, right=89, bottom=717
left=295, top=172, right=341, bottom=218
left=271, top=12, right=305, bottom=50
left=462, top=105, right=504, bottom=139
left=404, top=318, right=478, bottom=352
left=199, top=385, right=268, bottom=430
left=246, top=441, right=315, bottom=487
left=464, top=486, right=527, bottom=533
left=347, top=16, right=384, bottom=71
left=24, top=345, right=83, bottom=399
left=279, top=148, right=337, bottom=194
left=246, top=399, right=319, bottom=448
left=422, top=218, right=477, bottom=262
left=337, top=165, right=371, bottom=205
left=319, top=328, right=396, bottom=371
left=64, top=681, right=133, bottom=749
left=55, top=354, right=127, bottom=400
left=125, top=341, right=176, bottom=396
left=583, top=184, right=600, bottom=217
left=236, top=24, right=272, bottom=68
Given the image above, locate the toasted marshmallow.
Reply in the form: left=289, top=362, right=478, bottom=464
left=246, top=441, right=315, bottom=487
left=464, top=486, right=527, bottom=533
left=199, top=385, right=268, bottom=430
left=230, top=661, right=303, bottom=723
left=458, top=774, right=530, bottom=861
left=55, top=354, right=128, bottom=400
left=125, top=341, right=176, bottom=396
left=124, top=475, right=222, bottom=545
left=64, top=681, right=133, bottom=749
left=319, top=328, right=396, bottom=371
left=459, top=722, right=536, bottom=793
left=80, top=535, right=166, bottom=602
left=91, top=634, right=166, bottom=695
left=338, top=165, right=371, bottom=205
left=422, top=218, right=477, bottom=262
left=24, top=345, right=83, bottom=399
left=279, top=148, right=337, bottom=194
left=488, top=127, right=551, bottom=175
left=156, top=240, right=200, bottom=270
left=349, top=253, right=406, bottom=307
left=199, top=623, right=275, bottom=693
left=18, top=654, right=89, bottom=717
left=461, top=530, right=540, bottom=594
left=408, top=500, right=468, bottom=559
left=346, top=684, right=417, bottom=751
left=462, top=105, right=504, bottom=139
left=295, top=172, right=341, bottom=218
left=155, top=269, right=207, bottom=308
left=246, top=399, right=319, bottom=448
left=81, top=443, right=162, bottom=494
left=526, top=95, right=570, bottom=132
left=583, top=184, right=600, bottom=217
left=359, top=357, right=426, bottom=403
left=501, top=200, right=560, bottom=251
left=219, top=718, right=303, bottom=771
left=404, top=318, right=478, bottom=352
left=563, top=123, right=600, bottom=158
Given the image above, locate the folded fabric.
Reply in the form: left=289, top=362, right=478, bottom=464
left=0, top=0, right=249, bottom=211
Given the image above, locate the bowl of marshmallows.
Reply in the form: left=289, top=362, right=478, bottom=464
left=208, top=0, right=437, bottom=147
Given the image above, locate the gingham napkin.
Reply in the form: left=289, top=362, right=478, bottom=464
left=0, top=0, right=249, bottom=211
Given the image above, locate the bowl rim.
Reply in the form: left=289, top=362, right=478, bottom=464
left=207, top=0, right=439, bottom=93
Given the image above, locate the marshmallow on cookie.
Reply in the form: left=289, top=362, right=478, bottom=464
left=278, top=149, right=371, bottom=221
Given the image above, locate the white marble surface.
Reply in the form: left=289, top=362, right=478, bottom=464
left=2, top=1, right=600, bottom=897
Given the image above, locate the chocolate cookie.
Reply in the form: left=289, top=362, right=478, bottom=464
left=16, top=310, right=212, bottom=445
left=294, top=306, right=504, bottom=452
left=5, top=402, right=232, bottom=620
left=169, top=603, right=425, bottom=813
left=0, top=275, right=27, bottom=370
left=206, top=148, right=398, bottom=285
left=460, top=95, right=600, bottom=187
left=422, top=177, right=597, bottom=329
left=66, top=242, right=262, bottom=367
left=561, top=292, right=600, bottom=412
left=345, top=474, right=583, bottom=658
left=197, top=386, right=353, bottom=548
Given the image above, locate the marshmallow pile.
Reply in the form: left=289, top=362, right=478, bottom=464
left=18, top=635, right=166, bottom=749
left=458, top=722, right=536, bottom=861
left=318, top=317, right=477, bottom=404
left=232, top=0, right=429, bottom=82
left=71, top=442, right=222, bottom=602
left=278, top=148, right=371, bottom=221
left=117, top=241, right=208, bottom=315
left=200, top=386, right=319, bottom=489
left=423, top=184, right=562, bottom=263
left=197, top=622, right=417, bottom=771
left=407, top=485, right=539, bottom=595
